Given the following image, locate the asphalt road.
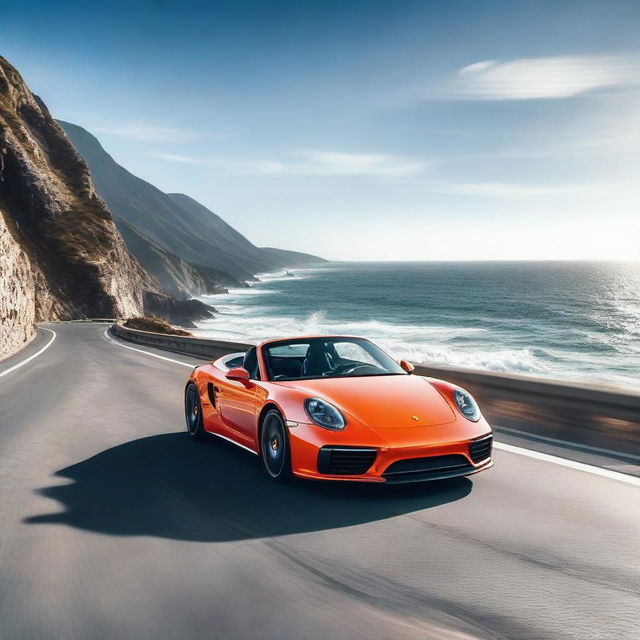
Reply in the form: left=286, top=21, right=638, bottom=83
left=1, top=323, right=639, bottom=640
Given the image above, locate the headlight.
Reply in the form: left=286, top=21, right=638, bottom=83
left=304, top=398, right=346, bottom=430
left=453, top=389, right=481, bottom=422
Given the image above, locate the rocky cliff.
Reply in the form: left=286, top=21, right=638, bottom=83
left=0, top=213, right=36, bottom=358
left=0, top=56, right=189, bottom=357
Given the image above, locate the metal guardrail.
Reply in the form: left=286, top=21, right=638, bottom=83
left=111, top=324, right=640, bottom=458
left=412, top=363, right=640, bottom=458
left=110, top=324, right=252, bottom=362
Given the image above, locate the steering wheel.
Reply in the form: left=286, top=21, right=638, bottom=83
left=328, top=363, right=383, bottom=376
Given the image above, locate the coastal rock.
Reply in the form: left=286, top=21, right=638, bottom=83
left=143, top=292, right=215, bottom=328
left=123, top=316, right=193, bottom=336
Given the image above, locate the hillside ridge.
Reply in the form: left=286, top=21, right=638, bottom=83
left=58, top=121, right=325, bottom=293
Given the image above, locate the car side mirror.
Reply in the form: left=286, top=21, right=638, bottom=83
left=400, top=359, right=414, bottom=373
left=226, top=367, right=250, bottom=381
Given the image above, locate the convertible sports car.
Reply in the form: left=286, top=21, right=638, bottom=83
left=184, top=335, right=493, bottom=483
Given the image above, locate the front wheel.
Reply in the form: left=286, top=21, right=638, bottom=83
left=260, top=410, right=292, bottom=481
left=185, top=383, right=206, bottom=440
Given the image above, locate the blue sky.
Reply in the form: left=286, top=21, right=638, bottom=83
left=3, top=0, right=639, bottom=260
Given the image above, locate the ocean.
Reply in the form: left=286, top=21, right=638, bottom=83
left=194, top=261, right=640, bottom=390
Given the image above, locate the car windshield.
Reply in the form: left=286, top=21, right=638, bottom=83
left=263, top=337, right=406, bottom=381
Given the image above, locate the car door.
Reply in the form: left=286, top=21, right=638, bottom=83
left=216, top=347, right=261, bottom=449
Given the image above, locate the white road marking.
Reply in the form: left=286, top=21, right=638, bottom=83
left=0, top=327, right=57, bottom=380
left=103, top=328, right=195, bottom=368
left=493, top=442, right=640, bottom=487
left=495, top=424, right=640, bottom=463
left=103, top=327, right=640, bottom=487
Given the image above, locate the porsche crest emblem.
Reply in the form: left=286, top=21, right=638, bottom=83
left=411, top=415, right=420, bottom=421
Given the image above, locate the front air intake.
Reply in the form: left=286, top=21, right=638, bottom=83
left=469, top=434, right=493, bottom=463
left=382, top=454, right=472, bottom=483
left=317, top=447, right=377, bottom=475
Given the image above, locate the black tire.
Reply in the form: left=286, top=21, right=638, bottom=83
left=260, top=409, right=292, bottom=481
left=185, top=383, right=206, bottom=441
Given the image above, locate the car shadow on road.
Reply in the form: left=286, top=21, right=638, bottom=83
left=24, top=432, right=473, bottom=541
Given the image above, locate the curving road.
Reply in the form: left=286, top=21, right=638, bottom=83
left=0, top=323, right=639, bottom=640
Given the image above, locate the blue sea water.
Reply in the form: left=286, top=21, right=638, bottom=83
left=195, top=261, right=640, bottom=390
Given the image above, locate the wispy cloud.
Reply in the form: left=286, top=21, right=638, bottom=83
left=438, top=181, right=616, bottom=198
left=148, top=149, right=427, bottom=177
left=225, top=150, right=428, bottom=177
left=152, top=152, right=205, bottom=164
left=441, top=55, right=640, bottom=100
left=94, top=124, right=200, bottom=143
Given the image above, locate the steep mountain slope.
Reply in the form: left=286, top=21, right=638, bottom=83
left=167, top=193, right=322, bottom=270
left=0, top=56, right=151, bottom=355
left=117, top=219, right=241, bottom=299
left=58, top=121, right=325, bottom=285
left=262, top=246, right=326, bottom=266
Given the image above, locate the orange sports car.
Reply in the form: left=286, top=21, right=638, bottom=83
left=184, top=336, right=493, bottom=483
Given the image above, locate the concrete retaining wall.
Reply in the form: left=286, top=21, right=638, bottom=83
left=111, top=324, right=640, bottom=457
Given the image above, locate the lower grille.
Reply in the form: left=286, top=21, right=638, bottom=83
left=383, top=454, right=472, bottom=483
left=317, top=447, right=377, bottom=475
left=469, top=434, right=493, bottom=463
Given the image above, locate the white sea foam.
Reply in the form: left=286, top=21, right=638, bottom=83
left=213, top=287, right=281, bottom=297
left=193, top=307, right=547, bottom=375
left=388, top=342, right=548, bottom=374
left=196, top=310, right=481, bottom=340
left=254, top=270, right=313, bottom=284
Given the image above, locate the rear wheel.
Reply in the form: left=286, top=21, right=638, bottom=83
left=260, top=410, right=292, bottom=481
left=185, top=383, right=206, bottom=440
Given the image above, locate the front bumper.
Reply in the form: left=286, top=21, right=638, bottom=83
left=289, top=426, right=493, bottom=483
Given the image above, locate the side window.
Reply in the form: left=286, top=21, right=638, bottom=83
left=243, top=346, right=260, bottom=380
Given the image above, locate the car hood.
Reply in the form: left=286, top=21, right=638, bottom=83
left=276, top=374, right=456, bottom=428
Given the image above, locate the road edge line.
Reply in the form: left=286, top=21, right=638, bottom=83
left=493, top=442, right=640, bottom=487
left=0, top=327, right=57, bottom=380
left=103, top=327, right=194, bottom=368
